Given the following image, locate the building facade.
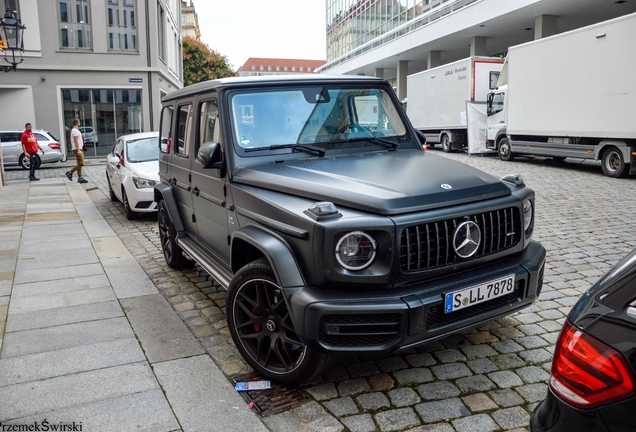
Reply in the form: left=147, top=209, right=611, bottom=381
left=320, top=0, right=636, bottom=99
left=180, top=0, right=199, bottom=40
left=0, top=0, right=183, bottom=158
left=237, top=58, right=326, bottom=77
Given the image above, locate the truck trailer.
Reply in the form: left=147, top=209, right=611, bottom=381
left=486, top=12, right=636, bottom=178
left=407, top=56, right=504, bottom=152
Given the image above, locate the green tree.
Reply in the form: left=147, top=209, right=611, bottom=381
left=182, top=36, right=236, bottom=86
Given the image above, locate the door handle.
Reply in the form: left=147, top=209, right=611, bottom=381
left=192, top=187, right=200, bottom=197
left=500, top=121, right=504, bottom=123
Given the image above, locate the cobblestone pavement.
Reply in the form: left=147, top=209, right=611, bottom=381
left=7, top=153, right=636, bottom=432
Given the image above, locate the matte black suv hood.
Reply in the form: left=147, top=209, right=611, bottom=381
left=233, top=150, right=511, bottom=215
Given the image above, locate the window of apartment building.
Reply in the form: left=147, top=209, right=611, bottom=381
left=251, top=66, right=255, bottom=70
left=276, top=66, right=280, bottom=71
left=158, top=3, right=165, bottom=60
left=58, top=0, right=91, bottom=50
left=267, top=66, right=271, bottom=71
left=299, top=67, right=304, bottom=72
left=3, top=0, right=20, bottom=18
left=307, top=67, right=312, bottom=72
left=291, top=66, right=296, bottom=71
left=284, top=66, right=288, bottom=71
left=107, top=0, right=137, bottom=51
left=62, top=88, right=142, bottom=157
left=259, top=66, right=263, bottom=71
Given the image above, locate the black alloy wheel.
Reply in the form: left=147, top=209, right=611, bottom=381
left=227, top=258, right=333, bottom=385
left=157, top=200, right=187, bottom=269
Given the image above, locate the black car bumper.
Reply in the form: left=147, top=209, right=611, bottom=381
left=289, top=240, right=546, bottom=353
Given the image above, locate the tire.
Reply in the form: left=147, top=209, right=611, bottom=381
left=107, top=174, right=118, bottom=202
left=19, top=153, right=30, bottom=170
left=498, top=137, right=514, bottom=161
left=227, top=258, right=334, bottom=385
left=441, top=134, right=452, bottom=153
left=601, top=147, right=629, bottom=178
left=157, top=199, right=188, bottom=269
left=121, top=188, right=138, bottom=220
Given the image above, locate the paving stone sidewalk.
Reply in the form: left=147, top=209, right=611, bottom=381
left=0, top=174, right=267, bottom=432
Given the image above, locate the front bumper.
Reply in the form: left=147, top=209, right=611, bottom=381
left=124, top=181, right=158, bottom=213
left=289, top=240, right=546, bottom=353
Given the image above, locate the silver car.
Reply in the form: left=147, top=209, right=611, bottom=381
left=1, top=129, right=65, bottom=170
left=79, top=126, right=98, bottom=144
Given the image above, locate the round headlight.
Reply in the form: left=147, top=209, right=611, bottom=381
left=335, top=231, right=377, bottom=271
left=523, top=200, right=533, bottom=231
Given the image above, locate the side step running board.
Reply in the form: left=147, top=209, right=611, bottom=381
left=178, top=237, right=232, bottom=290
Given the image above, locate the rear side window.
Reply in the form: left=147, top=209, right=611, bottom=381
left=160, top=106, right=173, bottom=153
left=1, top=132, right=22, bottom=142
left=34, top=133, right=49, bottom=141
left=176, top=104, right=192, bottom=156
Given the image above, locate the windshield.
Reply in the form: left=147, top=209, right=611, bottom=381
left=126, top=137, right=159, bottom=163
left=230, top=86, right=407, bottom=154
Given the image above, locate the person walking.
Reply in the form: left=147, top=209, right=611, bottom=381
left=66, top=118, right=88, bottom=183
left=21, top=122, right=44, bottom=181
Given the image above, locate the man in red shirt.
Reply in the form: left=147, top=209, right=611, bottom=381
left=21, top=122, right=44, bottom=181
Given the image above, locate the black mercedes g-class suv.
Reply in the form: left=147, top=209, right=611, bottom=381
left=155, top=75, right=546, bottom=385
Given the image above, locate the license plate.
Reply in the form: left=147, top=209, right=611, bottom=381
left=444, top=275, right=515, bottom=314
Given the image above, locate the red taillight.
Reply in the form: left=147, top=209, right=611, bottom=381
left=550, top=320, right=636, bottom=409
left=48, top=143, right=61, bottom=150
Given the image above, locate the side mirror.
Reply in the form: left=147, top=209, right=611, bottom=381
left=197, top=142, right=223, bottom=169
left=486, top=93, right=493, bottom=116
left=108, top=156, right=120, bottom=166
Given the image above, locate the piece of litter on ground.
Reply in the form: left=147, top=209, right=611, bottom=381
left=235, top=380, right=272, bottom=392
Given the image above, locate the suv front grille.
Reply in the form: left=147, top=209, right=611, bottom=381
left=400, top=207, right=521, bottom=272
left=319, top=314, right=401, bottom=347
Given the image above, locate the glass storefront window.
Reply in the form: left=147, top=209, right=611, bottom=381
left=62, top=88, right=143, bottom=157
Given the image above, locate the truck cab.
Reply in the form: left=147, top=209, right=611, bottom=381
left=486, top=86, right=509, bottom=159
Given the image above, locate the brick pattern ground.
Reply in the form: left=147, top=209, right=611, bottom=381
left=7, top=152, right=636, bottom=432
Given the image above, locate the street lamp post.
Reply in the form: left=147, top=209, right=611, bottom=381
left=0, top=5, right=26, bottom=72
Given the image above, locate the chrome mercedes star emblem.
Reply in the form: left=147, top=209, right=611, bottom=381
left=453, top=221, right=481, bottom=258
left=266, top=319, right=276, bottom=332
left=441, top=184, right=452, bottom=190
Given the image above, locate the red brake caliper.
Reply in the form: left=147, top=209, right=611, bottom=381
left=252, top=302, right=261, bottom=333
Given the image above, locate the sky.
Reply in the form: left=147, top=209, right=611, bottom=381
left=193, top=0, right=327, bottom=71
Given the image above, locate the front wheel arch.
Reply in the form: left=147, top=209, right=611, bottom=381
left=231, top=226, right=305, bottom=289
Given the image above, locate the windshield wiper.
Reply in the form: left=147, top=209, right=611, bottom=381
left=336, top=136, right=399, bottom=150
left=245, top=143, right=326, bottom=157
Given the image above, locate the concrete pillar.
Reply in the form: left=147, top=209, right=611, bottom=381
left=397, top=60, right=408, bottom=101
left=470, top=36, right=487, bottom=56
left=375, top=68, right=384, bottom=78
left=535, top=15, right=557, bottom=39
left=427, top=50, right=441, bottom=69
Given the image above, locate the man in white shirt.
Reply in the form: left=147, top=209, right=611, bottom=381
left=66, top=118, right=88, bottom=183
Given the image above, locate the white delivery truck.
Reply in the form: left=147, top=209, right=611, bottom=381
left=486, top=12, right=636, bottom=178
left=407, top=56, right=504, bottom=152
